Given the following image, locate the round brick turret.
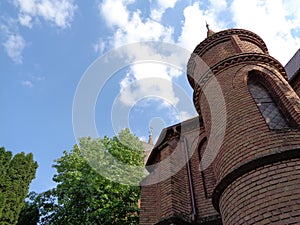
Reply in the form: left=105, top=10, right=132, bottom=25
left=188, top=29, right=300, bottom=224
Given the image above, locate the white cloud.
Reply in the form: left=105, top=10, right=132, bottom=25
left=95, top=0, right=300, bottom=124
left=100, top=0, right=131, bottom=28
left=14, top=0, right=37, bottom=14
left=95, top=1, right=174, bottom=53
left=2, top=0, right=77, bottom=63
left=177, top=3, right=207, bottom=51
left=19, top=14, right=33, bottom=28
left=113, top=42, right=188, bottom=110
left=93, top=0, right=300, bottom=140
left=129, top=62, right=180, bottom=81
left=13, top=0, right=77, bottom=28
left=208, top=0, right=227, bottom=13
left=97, top=0, right=179, bottom=108
left=0, top=18, right=26, bottom=63
left=97, top=0, right=300, bottom=65
left=119, top=70, right=179, bottom=107
left=175, top=0, right=300, bottom=65
left=21, top=80, right=34, bottom=88
left=93, top=39, right=106, bottom=54
left=34, top=76, right=45, bottom=81
left=97, top=0, right=197, bottom=122
left=230, top=0, right=300, bottom=64
left=150, top=0, right=178, bottom=21
left=179, top=110, right=194, bottom=121
left=20, top=75, right=45, bottom=87
left=97, top=0, right=184, bottom=60
left=284, top=0, right=300, bottom=24
left=111, top=11, right=174, bottom=48
left=176, top=0, right=300, bottom=65
left=3, top=34, right=26, bottom=64
left=139, top=135, right=148, bottom=142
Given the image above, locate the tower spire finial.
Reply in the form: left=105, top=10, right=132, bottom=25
left=205, top=21, right=215, bottom=37
left=148, top=126, right=153, bottom=145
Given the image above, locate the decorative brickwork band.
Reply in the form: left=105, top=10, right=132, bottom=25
left=192, top=29, right=269, bottom=58
left=212, top=147, right=300, bottom=212
left=189, top=53, right=287, bottom=115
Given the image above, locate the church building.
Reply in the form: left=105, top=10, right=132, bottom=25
left=139, top=27, right=300, bottom=224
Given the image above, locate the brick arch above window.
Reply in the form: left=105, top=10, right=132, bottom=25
left=248, top=72, right=290, bottom=130
left=233, top=66, right=300, bottom=127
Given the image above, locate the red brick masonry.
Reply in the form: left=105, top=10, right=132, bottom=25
left=140, top=29, right=300, bottom=225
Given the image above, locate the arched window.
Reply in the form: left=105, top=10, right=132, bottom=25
left=248, top=74, right=290, bottom=129
left=198, top=138, right=216, bottom=199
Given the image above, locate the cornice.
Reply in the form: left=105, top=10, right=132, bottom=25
left=192, top=29, right=269, bottom=57
left=146, top=117, right=203, bottom=166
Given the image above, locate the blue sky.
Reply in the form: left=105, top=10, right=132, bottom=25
left=1, top=0, right=300, bottom=193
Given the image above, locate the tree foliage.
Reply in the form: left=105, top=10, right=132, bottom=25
left=37, top=129, right=145, bottom=225
left=0, top=147, right=38, bottom=225
left=16, top=192, right=39, bottom=225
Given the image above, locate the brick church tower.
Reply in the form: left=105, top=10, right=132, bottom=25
left=140, top=28, right=300, bottom=225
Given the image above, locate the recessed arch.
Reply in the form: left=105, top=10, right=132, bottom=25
left=198, top=137, right=216, bottom=199
left=248, top=71, right=291, bottom=129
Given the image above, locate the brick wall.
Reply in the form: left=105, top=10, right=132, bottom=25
left=140, top=29, right=300, bottom=225
left=140, top=139, right=192, bottom=225
left=220, top=158, right=300, bottom=224
left=201, top=64, right=300, bottom=183
left=140, top=184, right=159, bottom=224
left=191, top=29, right=300, bottom=224
left=140, top=118, right=221, bottom=225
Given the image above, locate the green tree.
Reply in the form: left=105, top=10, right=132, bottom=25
left=38, top=129, right=145, bottom=225
left=0, top=147, right=38, bottom=225
left=16, top=192, right=39, bottom=225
